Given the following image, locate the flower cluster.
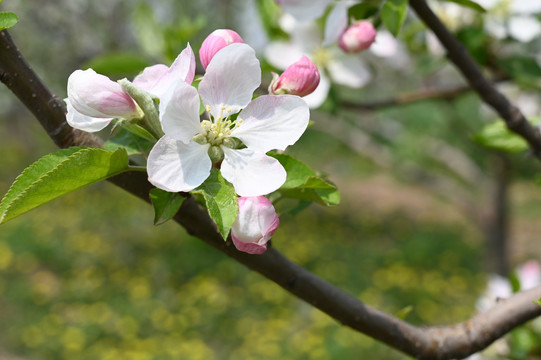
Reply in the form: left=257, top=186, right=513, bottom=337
left=65, top=29, right=315, bottom=254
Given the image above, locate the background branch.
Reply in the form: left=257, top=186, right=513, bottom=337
left=408, top=0, right=541, bottom=161
left=1, top=29, right=541, bottom=360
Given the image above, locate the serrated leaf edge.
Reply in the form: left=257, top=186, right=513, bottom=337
left=0, top=147, right=128, bottom=224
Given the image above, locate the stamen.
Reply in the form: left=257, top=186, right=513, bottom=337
left=220, top=106, right=226, bottom=110
left=227, top=108, right=232, bottom=113
left=205, top=105, right=211, bottom=113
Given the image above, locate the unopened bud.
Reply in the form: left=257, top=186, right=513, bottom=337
left=200, top=29, right=244, bottom=69
left=231, top=196, right=279, bottom=254
left=269, top=56, right=320, bottom=97
left=338, top=21, right=377, bottom=54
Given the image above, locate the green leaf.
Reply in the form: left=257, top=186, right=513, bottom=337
left=150, top=188, right=185, bottom=225
left=122, top=123, right=158, bottom=143
left=395, top=305, right=413, bottom=320
left=456, top=26, right=490, bottom=65
left=104, top=127, right=154, bottom=156
left=473, top=121, right=529, bottom=153
left=381, top=0, right=408, bottom=37
left=83, top=52, right=151, bottom=78
left=498, top=56, right=541, bottom=89
left=348, top=3, right=380, bottom=20
left=440, top=0, right=486, bottom=12
left=271, top=153, right=340, bottom=206
left=192, top=169, right=238, bottom=240
left=535, top=298, right=541, bottom=306
left=0, top=147, right=130, bottom=224
left=0, top=12, right=18, bottom=30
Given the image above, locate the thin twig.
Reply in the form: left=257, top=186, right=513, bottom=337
left=1, top=29, right=541, bottom=360
left=409, top=0, right=541, bottom=160
left=342, top=83, right=472, bottom=110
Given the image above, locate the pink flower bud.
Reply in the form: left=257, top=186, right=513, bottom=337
left=199, top=29, right=244, bottom=70
left=67, top=69, right=139, bottom=119
left=338, top=21, right=377, bottom=54
left=231, top=196, right=280, bottom=255
left=270, top=56, right=320, bottom=97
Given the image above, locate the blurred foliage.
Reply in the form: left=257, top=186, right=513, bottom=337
left=0, top=0, right=541, bottom=359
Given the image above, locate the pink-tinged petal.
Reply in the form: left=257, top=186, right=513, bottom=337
left=199, top=43, right=261, bottom=118
left=147, top=136, right=211, bottom=192
left=231, top=238, right=268, bottom=254
left=67, top=69, right=138, bottom=118
left=232, top=95, right=309, bottom=153
left=322, top=1, right=349, bottom=46
left=517, top=260, right=541, bottom=290
left=221, top=148, right=286, bottom=196
left=327, top=52, right=371, bottom=88
left=270, top=56, right=320, bottom=97
left=231, top=196, right=279, bottom=255
left=133, top=64, right=169, bottom=92
left=159, top=81, right=202, bottom=143
left=302, top=72, right=330, bottom=108
left=338, top=21, right=377, bottom=53
left=65, top=99, right=112, bottom=132
left=200, top=29, right=244, bottom=70
left=133, top=44, right=196, bottom=97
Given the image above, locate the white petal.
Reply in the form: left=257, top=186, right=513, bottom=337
left=199, top=43, right=261, bottom=118
left=221, top=148, right=286, bottom=196
left=508, top=16, right=541, bottom=43
left=322, top=2, right=350, bottom=46
left=302, top=72, right=330, bottom=108
left=232, top=95, right=309, bottom=153
left=159, top=81, right=202, bottom=143
left=511, top=0, right=541, bottom=15
left=65, top=99, right=112, bottom=132
left=370, top=30, right=399, bottom=57
left=147, top=136, right=211, bottom=192
left=265, top=41, right=306, bottom=70
left=279, top=0, right=331, bottom=22
left=327, top=52, right=371, bottom=88
left=133, top=44, right=196, bottom=98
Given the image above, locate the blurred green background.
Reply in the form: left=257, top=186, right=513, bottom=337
left=0, top=0, right=540, bottom=359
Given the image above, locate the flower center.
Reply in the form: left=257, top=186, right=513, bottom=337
left=194, top=105, right=242, bottom=149
left=312, top=47, right=331, bottom=68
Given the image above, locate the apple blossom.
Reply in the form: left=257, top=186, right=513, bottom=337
left=231, top=196, right=280, bottom=254
left=269, top=56, right=320, bottom=97
left=338, top=22, right=377, bottom=53
left=199, top=29, right=244, bottom=70
left=66, top=44, right=195, bottom=132
left=66, top=69, right=142, bottom=132
left=147, top=43, right=309, bottom=197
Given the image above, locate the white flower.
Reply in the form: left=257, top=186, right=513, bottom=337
left=265, top=14, right=371, bottom=108
left=66, top=44, right=195, bottom=132
left=147, top=43, right=309, bottom=196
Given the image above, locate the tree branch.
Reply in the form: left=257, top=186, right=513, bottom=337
left=408, top=0, right=541, bottom=161
left=1, top=29, right=541, bottom=360
left=341, top=83, right=473, bottom=111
